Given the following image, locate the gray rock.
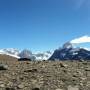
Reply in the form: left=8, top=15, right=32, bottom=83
left=17, top=84, right=24, bottom=89
left=68, top=85, right=79, bottom=90
left=56, top=89, right=63, bottom=90
left=0, top=64, right=8, bottom=70
left=0, top=84, right=5, bottom=88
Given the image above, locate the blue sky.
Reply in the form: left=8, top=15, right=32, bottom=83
left=0, top=0, right=90, bottom=51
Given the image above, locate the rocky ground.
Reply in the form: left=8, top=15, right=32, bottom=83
left=0, top=56, right=90, bottom=90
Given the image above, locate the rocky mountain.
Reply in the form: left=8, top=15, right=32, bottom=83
left=1, top=42, right=90, bottom=61
left=0, top=48, right=52, bottom=60
left=18, top=49, right=52, bottom=60
left=49, top=42, right=90, bottom=60
left=0, top=48, right=20, bottom=58
left=18, top=49, right=36, bottom=60
left=34, top=51, right=52, bottom=60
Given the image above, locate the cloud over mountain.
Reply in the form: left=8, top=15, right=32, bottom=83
left=70, top=35, right=90, bottom=44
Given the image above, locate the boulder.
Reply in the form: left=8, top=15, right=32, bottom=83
left=0, top=64, right=8, bottom=70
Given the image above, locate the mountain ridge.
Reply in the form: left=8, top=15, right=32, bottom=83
left=0, top=48, right=52, bottom=60
left=0, top=42, right=90, bottom=61
left=49, top=42, right=90, bottom=60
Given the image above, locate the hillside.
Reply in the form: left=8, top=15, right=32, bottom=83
left=0, top=54, right=18, bottom=61
left=0, top=57, right=90, bottom=90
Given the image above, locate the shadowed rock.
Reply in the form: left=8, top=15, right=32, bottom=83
left=0, top=64, right=8, bottom=70
left=18, top=58, right=31, bottom=61
left=32, top=87, right=40, bottom=90
left=24, top=69, right=38, bottom=73
left=5, top=87, right=15, bottom=90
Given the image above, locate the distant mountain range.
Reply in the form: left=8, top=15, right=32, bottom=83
left=49, top=42, right=90, bottom=60
left=0, top=48, right=20, bottom=58
left=0, top=42, right=90, bottom=61
left=0, top=48, right=52, bottom=60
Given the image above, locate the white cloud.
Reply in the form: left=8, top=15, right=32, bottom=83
left=70, top=35, right=90, bottom=44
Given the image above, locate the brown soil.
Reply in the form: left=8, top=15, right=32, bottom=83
left=0, top=55, right=90, bottom=90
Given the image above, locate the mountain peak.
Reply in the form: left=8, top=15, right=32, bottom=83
left=0, top=48, right=52, bottom=60
left=63, top=42, right=73, bottom=49
left=49, top=42, right=90, bottom=60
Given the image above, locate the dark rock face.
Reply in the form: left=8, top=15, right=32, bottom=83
left=32, top=88, right=40, bottom=90
left=5, top=87, right=15, bottom=90
left=18, top=58, right=31, bottom=61
left=24, top=69, right=38, bottom=73
left=49, top=42, right=90, bottom=61
left=0, top=64, right=8, bottom=70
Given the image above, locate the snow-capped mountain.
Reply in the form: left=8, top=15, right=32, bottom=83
left=34, top=51, right=52, bottom=60
left=18, top=49, right=52, bottom=60
left=49, top=42, right=90, bottom=60
left=0, top=48, right=52, bottom=60
left=0, top=48, right=20, bottom=58
left=18, top=49, right=36, bottom=60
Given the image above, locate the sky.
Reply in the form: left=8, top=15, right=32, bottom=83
left=0, top=0, right=90, bottom=52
